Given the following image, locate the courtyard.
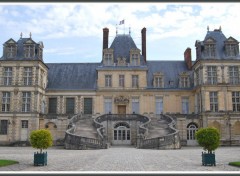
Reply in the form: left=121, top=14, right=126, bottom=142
left=0, top=146, right=239, bottom=173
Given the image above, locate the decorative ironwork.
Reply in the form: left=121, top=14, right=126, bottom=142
left=114, top=96, right=129, bottom=104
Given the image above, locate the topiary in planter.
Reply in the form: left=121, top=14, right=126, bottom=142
left=30, top=129, right=53, bottom=166
left=195, top=127, right=220, bottom=166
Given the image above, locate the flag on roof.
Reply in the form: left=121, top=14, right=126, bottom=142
left=119, top=20, right=124, bottom=25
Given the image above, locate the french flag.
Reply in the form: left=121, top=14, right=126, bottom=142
left=119, top=20, right=124, bottom=25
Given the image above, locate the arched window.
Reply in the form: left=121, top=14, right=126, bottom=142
left=187, top=123, right=198, bottom=140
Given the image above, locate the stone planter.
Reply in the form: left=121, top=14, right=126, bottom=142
left=34, top=152, right=47, bottom=166
left=202, top=152, right=216, bottom=166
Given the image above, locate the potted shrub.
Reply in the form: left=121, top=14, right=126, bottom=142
left=195, top=127, right=220, bottom=166
left=30, top=129, right=53, bottom=166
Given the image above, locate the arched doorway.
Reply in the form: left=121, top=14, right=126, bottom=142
left=112, top=122, right=131, bottom=145
left=187, top=122, right=198, bottom=145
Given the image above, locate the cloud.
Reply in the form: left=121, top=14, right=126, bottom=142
left=1, top=3, right=240, bottom=62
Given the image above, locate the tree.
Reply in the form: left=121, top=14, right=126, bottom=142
left=195, top=127, right=220, bottom=154
left=30, top=129, right=53, bottom=153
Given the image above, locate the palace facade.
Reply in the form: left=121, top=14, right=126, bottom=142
left=0, top=26, right=240, bottom=147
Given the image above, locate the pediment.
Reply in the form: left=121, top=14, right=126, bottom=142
left=23, top=38, right=36, bottom=44
left=5, top=38, right=17, bottom=45
left=153, top=72, right=164, bottom=76
left=204, top=37, right=216, bottom=44
left=225, top=37, right=239, bottom=44
left=179, top=71, right=189, bottom=76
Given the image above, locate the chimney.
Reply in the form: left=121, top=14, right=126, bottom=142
left=141, top=27, right=147, bottom=62
left=103, top=28, right=109, bottom=50
left=184, top=47, right=192, bottom=70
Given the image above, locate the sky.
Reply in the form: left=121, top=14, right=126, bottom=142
left=0, top=3, right=240, bottom=63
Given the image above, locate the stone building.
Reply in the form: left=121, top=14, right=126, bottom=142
left=0, top=26, right=240, bottom=148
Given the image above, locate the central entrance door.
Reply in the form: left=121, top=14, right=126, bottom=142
left=118, top=105, right=126, bottom=114
left=112, top=122, right=131, bottom=145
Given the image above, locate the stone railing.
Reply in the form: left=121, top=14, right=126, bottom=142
left=64, top=113, right=106, bottom=150
left=137, top=114, right=181, bottom=149
left=95, top=114, right=150, bottom=122
left=94, top=114, right=151, bottom=144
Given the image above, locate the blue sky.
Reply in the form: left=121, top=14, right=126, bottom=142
left=0, top=3, right=240, bottom=63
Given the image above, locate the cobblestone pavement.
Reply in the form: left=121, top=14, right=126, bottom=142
left=0, top=146, right=240, bottom=172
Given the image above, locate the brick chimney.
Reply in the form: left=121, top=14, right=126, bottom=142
left=141, top=27, right=146, bottom=62
left=184, top=47, right=192, bottom=70
left=103, top=28, right=109, bottom=50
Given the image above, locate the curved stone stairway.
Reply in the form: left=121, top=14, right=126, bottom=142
left=146, top=116, right=171, bottom=139
left=74, top=118, right=98, bottom=139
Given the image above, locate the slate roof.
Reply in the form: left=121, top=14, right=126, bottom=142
left=147, top=61, right=193, bottom=89
left=46, top=63, right=100, bottom=90
left=109, top=34, right=145, bottom=65
left=197, top=29, right=240, bottom=60
left=1, top=37, right=42, bottom=61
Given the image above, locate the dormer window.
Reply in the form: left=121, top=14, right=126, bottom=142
left=179, top=72, right=190, bottom=88
left=38, top=48, right=43, bottom=60
left=153, top=72, right=164, bottom=88
left=103, top=48, right=114, bottom=66
left=131, top=54, right=139, bottom=66
left=130, top=49, right=140, bottom=66
left=6, top=45, right=17, bottom=58
left=24, top=45, right=34, bottom=58
left=4, top=39, right=17, bottom=59
left=205, top=44, right=215, bottom=57
left=204, top=38, right=216, bottom=58
left=224, top=37, right=239, bottom=57
left=104, top=54, right=112, bottom=65
left=225, top=44, right=238, bottom=57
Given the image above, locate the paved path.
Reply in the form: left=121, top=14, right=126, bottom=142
left=0, top=146, right=240, bottom=172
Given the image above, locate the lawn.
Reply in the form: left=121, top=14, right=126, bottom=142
left=229, top=161, right=240, bottom=167
left=0, top=160, right=19, bottom=167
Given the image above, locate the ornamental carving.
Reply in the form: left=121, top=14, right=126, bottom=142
left=117, top=57, right=126, bottom=66
left=114, top=96, right=129, bottom=104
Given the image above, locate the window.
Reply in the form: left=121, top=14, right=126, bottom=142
left=3, top=67, right=12, bottom=86
left=187, top=123, right=198, bottom=140
left=66, top=98, right=75, bottom=114
left=182, top=97, right=189, bottom=114
left=207, top=66, right=217, bottom=84
left=232, top=92, right=240, bottom=112
left=2, top=92, right=10, bottom=112
left=154, top=77, right=163, bottom=88
left=205, top=44, right=215, bottom=57
left=155, top=97, right=163, bottom=114
left=84, top=98, right=93, bottom=114
left=180, top=76, right=189, bottom=88
left=23, top=67, right=32, bottom=86
left=131, top=54, right=138, bottom=65
left=104, top=98, right=112, bottom=114
left=24, top=45, right=34, bottom=58
left=195, top=68, right=200, bottom=86
left=6, top=45, right=16, bottom=58
left=21, top=120, right=28, bottom=128
left=226, top=44, right=238, bottom=57
left=39, top=48, right=43, bottom=60
left=119, top=75, right=125, bottom=87
left=0, top=120, right=8, bottom=135
left=132, top=75, right=139, bottom=88
left=229, top=66, right=239, bottom=84
left=210, top=92, right=218, bottom=112
left=132, top=98, right=139, bottom=114
left=22, top=92, right=31, bottom=112
left=105, top=75, right=112, bottom=87
left=49, top=98, right=57, bottom=114
left=104, top=54, right=112, bottom=66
